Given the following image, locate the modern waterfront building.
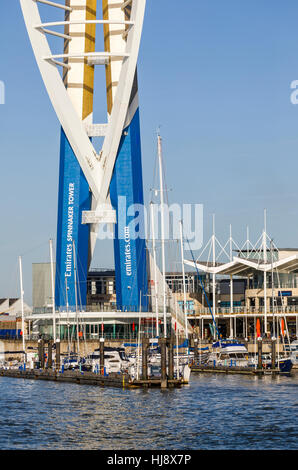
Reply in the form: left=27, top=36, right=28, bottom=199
left=32, top=264, right=206, bottom=313
left=0, top=299, right=32, bottom=339
left=29, top=252, right=298, bottom=341
left=0, top=298, right=32, bottom=317
left=32, top=263, right=56, bottom=312
left=186, top=244, right=298, bottom=340
left=30, top=263, right=189, bottom=338
left=244, top=249, right=298, bottom=310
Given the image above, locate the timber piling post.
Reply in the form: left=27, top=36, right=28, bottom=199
left=38, top=339, right=45, bottom=369
left=257, top=337, right=263, bottom=370
left=48, top=341, right=53, bottom=369
left=100, top=337, right=105, bottom=375
left=167, top=336, right=174, bottom=381
left=159, top=337, right=167, bottom=388
left=37, top=339, right=42, bottom=368
left=142, top=337, right=149, bottom=381
left=271, top=337, right=276, bottom=372
left=194, top=336, right=198, bottom=365
left=55, top=339, right=60, bottom=371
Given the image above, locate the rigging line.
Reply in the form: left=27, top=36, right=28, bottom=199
left=163, top=163, right=170, bottom=206
left=186, top=236, right=220, bottom=340
left=20, top=239, right=49, bottom=257
left=150, top=148, right=159, bottom=202
left=8, top=260, right=19, bottom=303
left=77, top=267, right=83, bottom=313
left=75, top=243, right=88, bottom=295
left=54, top=258, right=67, bottom=309
left=154, top=134, right=175, bottom=284
left=127, top=254, right=139, bottom=310
left=135, top=238, right=149, bottom=310
left=158, top=137, right=172, bottom=211
left=122, top=238, right=142, bottom=310
left=274, top=263, right=290, bottom=344
left=74, top=244, right=83, bottom=311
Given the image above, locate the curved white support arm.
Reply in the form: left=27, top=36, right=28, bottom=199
left=20, top=0, right=104, bottom=200
left=20, top=0, right=146, bottom=210
left=34, top=0, right=72, bottom=11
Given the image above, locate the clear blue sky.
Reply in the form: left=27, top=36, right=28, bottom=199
left=1, top=0, right=298, bottom=304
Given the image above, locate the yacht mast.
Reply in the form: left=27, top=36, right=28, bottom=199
left=65, top=274, right=71, bottom=355
left=18, top=256, right=26, bottom=364
left=263, top=209, right=268, bottom=335
left=73, top=240, right=80, bottom=355
left=229, top=225, right=234, bottom=338
left=179, top=220, right=188, bottom=342
left=49, top=239, right=56, bottom=343
left=212, top=214, right=216, bottom=339
left=157, top=131, right=167, bottom=338
left=136, top=291, right=142, bottom=380
left=150, top=202, right=159, bottom=337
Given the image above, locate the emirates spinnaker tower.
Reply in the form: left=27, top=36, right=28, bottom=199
left=21, top=0, right=148, bottom=312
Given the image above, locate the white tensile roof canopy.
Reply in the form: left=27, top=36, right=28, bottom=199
left=185, top=253, right=298, bottom=277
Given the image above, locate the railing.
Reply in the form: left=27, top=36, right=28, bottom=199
left=23, top=332, right=165, bottom=342
left=0, top=334, right=22, bottom=340
left=7, top=333, right=297, bottom=344
left=33, top=305, right=175, bottom=315
left=190, top=306, right=298, bottom=316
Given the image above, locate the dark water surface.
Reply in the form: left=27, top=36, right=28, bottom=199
left=0, top=373, right=297, bottom=450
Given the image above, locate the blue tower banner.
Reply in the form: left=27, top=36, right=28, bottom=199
left=110, top=109, right=148, bottom=311
left=55, top=128, right=91, bottom=310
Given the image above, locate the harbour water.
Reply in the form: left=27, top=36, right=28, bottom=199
left=0, top=373, right=297, bottom=450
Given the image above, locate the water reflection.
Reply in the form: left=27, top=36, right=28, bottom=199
left=0, top=373, right=297, bottom=449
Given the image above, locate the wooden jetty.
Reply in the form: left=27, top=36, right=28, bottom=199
left=0, top=368, right=184, bottom=389
left=0, top=337, right=189, bottom=388
left=190, top=336, right=292, bottom=376
left=190, top=364, right=283, bottom=376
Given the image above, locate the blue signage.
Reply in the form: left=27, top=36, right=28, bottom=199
left=110, top=109, right=148, bottom=311
left=55, top=128, right=91, bottom=310
left=278, top=291, right=292, bottom=297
